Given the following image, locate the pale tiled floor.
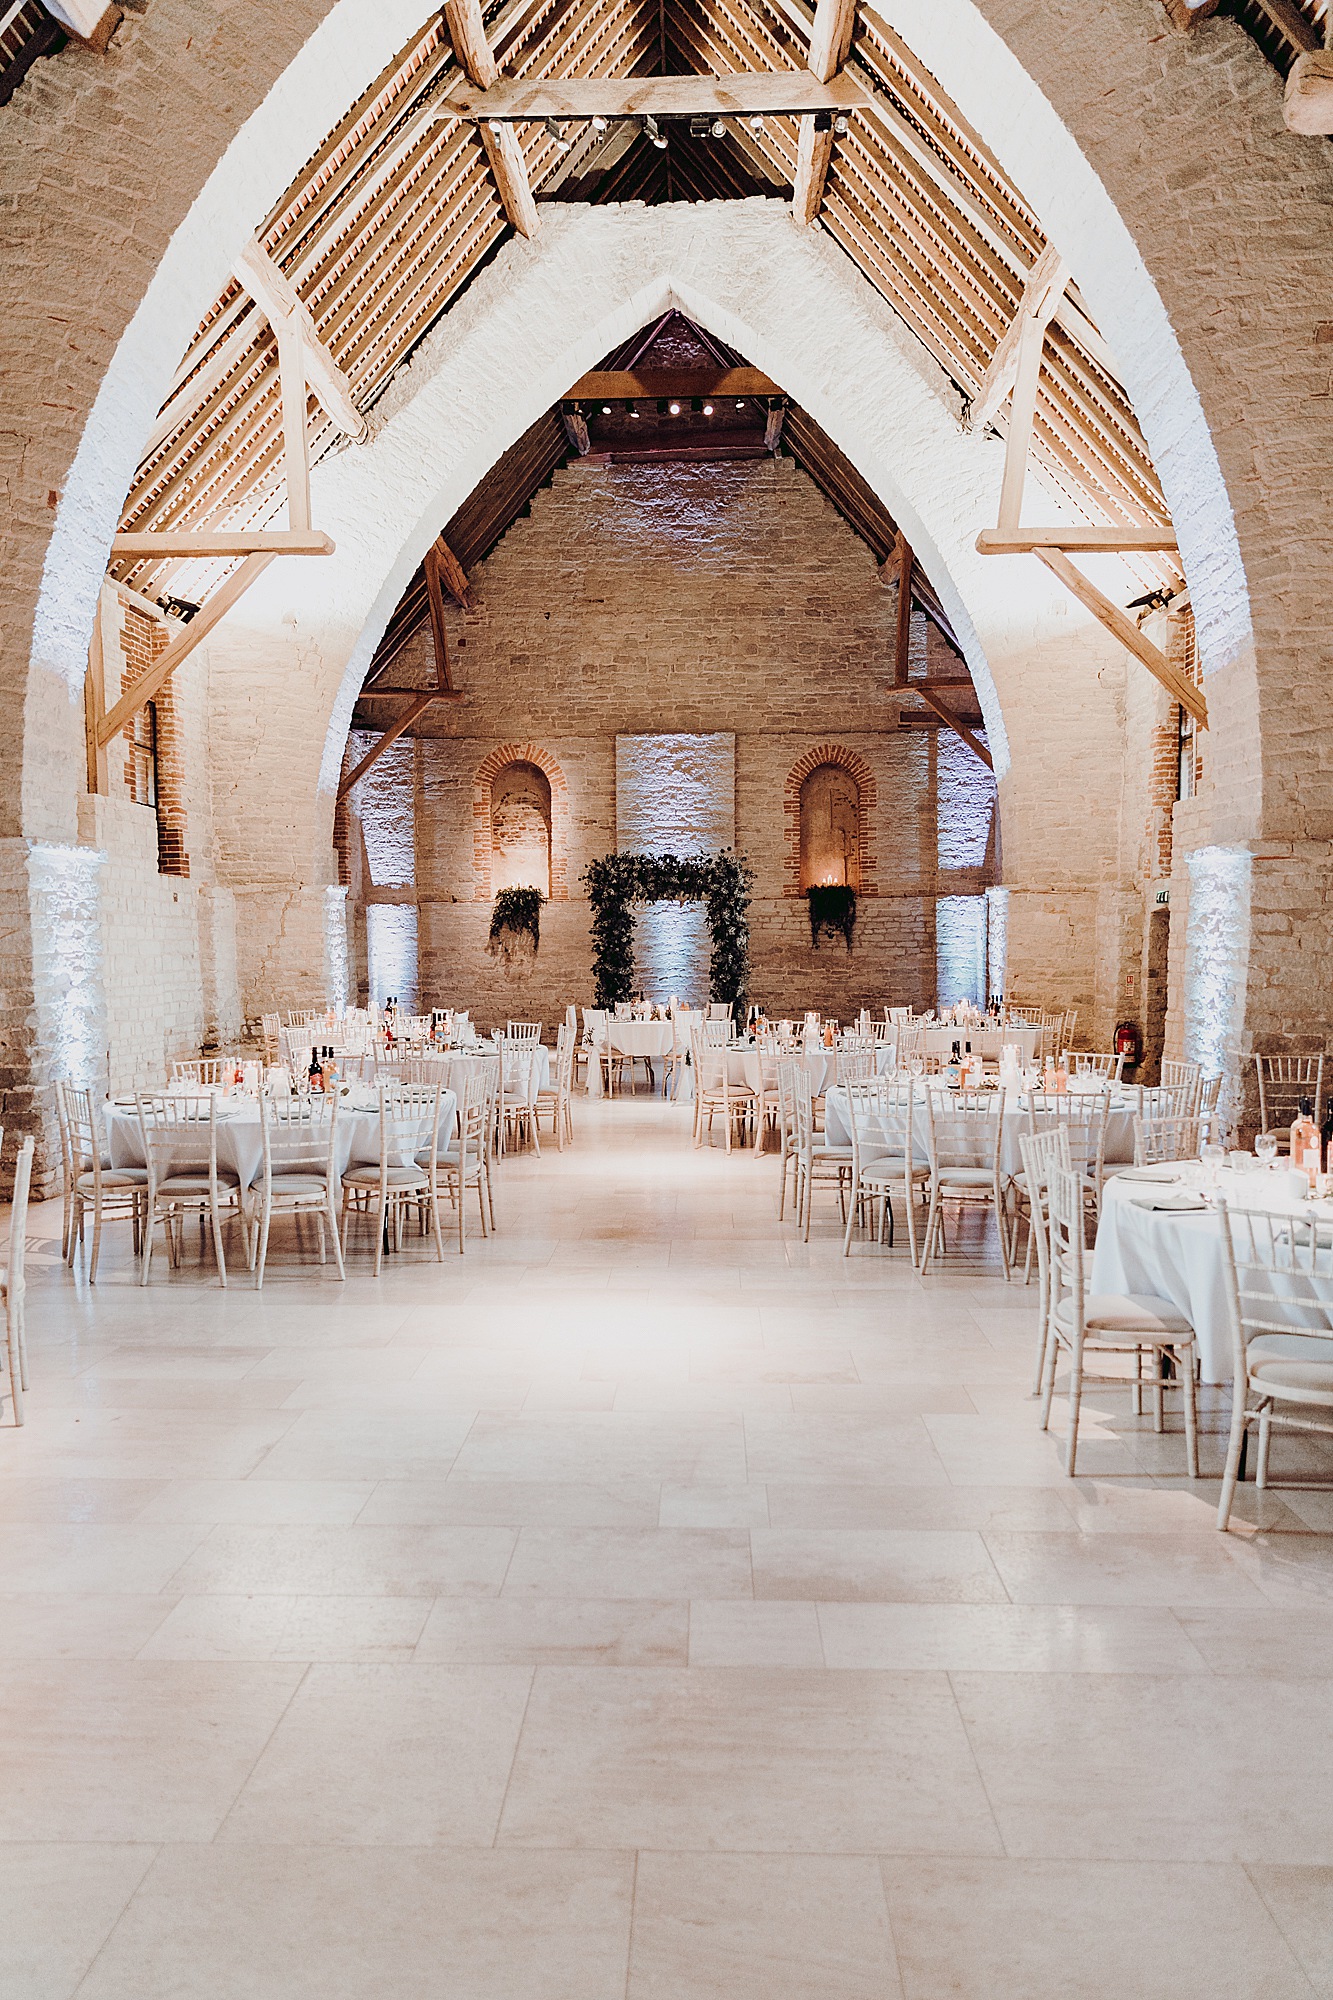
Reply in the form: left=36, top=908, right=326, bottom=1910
left=3, top=1094, right=1333, bottom=1997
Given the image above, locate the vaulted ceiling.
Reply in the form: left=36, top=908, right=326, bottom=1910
left=104, top=0, right=1198, bottom=633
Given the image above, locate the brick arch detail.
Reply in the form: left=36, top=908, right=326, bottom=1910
left=783, top=744, right=878, bottom=898
left=472, top=743, right=570, bottom=902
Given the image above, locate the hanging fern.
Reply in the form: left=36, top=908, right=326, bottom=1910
left=582, top=851, right=753, bottom=1017
left=488, top=886, right=544, bottom=955
left=807, top=884, right=857, bottom=953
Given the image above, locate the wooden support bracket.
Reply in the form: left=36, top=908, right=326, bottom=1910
left=893, top=533, right=913, bottom=687
left=97, top=553, right=276, bottom=746
left=1035, top=547, right=1208, bottom=728
left=234, top=238, right=367, bottom=442
left=790, top=0, right=857, bottom=224
left=914, top=683, right=993, bottom=769
left=338, top=694, right=438, bottom=800
left=445, top=0, right=540, bottom=237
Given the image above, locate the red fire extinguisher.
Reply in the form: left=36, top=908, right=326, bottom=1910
left=1115, top=1020, right=1142, bottom=1070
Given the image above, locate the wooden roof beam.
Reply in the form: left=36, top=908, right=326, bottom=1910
left=97, top=553, right=276, bottom=747
left=1035, top=548, right=1207, bottom=729
left=234, top=238, right=367, bottom=443
left=449, top=72, right=870, bottom=120
left=443, top=0, right=539, bottom=238
left=792, top=0, right=858, bottom=225
left=913, top=684, right=993, bottom=769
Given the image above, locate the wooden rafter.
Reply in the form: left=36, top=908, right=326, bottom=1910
left=967, top=242, right=1068, bottom=437
left=443, top=0, right=539, bottom=237
left=235, top=238, right=367, bottom=443
left=791, top=0, right=857, bottom=224
left=893, top=532, right=912, bottom=687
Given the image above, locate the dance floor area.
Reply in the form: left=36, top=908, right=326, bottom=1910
left=4, top=1095, right=1333, bottom=1999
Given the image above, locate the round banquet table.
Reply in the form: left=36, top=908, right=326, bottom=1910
left=822, top=1082, right=1138, bottom=1182
left=105, top=1089, right=456, bottom=1188
left=873, top=1025, right=1041, bottom=1071
left=437, top=1044, right=549, bottom=1107
left=1091, top=1166, right=1333, bottom=1384
left=588, top=1021, right=682, bottom=1096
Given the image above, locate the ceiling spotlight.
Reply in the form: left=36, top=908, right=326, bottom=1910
left=735, top=399, right=746, bottom=410
left=544, top=116, right=571, bottom=151
left=749, top=113, right=764, bottom=133
left=710, top=119, right=726, bottom=138
left=629, top=406, right=640, bottom=418
left=668, top=401, right=682, bottom=416
left=833, top=115, right=849, bottom=136
left=645, top=113, right=667, bottom=149
left=601, top=403, right=612, bottom=415
left=591, top=114, right=609, bottom=132
left=702, top=402, right=714, bottom=416
left=488, top=119, right=504, bottom=136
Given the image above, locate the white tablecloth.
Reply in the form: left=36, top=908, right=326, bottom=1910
left=1091, top=1167, right=1331, bottom=1383
left=902, top=1025, right=1041, bottom=1064
left=588, top=1021, right=681, bottom=1096
left=823, top=1084, right=1137, bottom=1181
left=106, top=1092, right=456, bottom=1190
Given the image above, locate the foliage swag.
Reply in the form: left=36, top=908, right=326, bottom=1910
left=582, top=851, right=753, bottom=1013
left=806, top=884, right=857, bottom=953
left=488, top=886, right=544, bottom=955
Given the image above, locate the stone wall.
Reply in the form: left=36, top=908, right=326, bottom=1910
left=344, top=455, right=1000, bottom=1028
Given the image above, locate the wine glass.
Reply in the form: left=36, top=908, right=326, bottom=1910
left=908, top=1054, right=925, bottom=1081
left=1256, top=1131, right=1279, bottom=1170
left=1200, top=1139, right=1225, bottom=1187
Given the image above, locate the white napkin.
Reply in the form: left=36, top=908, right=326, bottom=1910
left=1130, top=1190, right=1209, bottom=1213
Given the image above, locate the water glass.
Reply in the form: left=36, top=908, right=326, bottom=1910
left=1256, top=1131, right=1279, bottom=1168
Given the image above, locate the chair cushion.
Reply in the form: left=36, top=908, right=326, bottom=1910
left=860, top=1155, right=930, bottom=1182
left=1247, top=1338, right=1333, bottom=1399
left=1055, top=1292, right=1193, bottom=1340
left=341, top=1164, right=429, bottom=1188
left=935, top=1167, right=998, bottom=1187
left=157, top=1172, right=241, bottom=1194
left=76, top=1168, right=147, bottom=1190
left=267, top=1174, right=332, bottom=1195
left=811, top=1144, right=852, bottom=1161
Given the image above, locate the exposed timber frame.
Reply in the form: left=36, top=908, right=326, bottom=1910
left=791, top=0, right=857, bottom=224
left=339, top=538, right=467, bottom=800
left=443, top=0, right=540, bottom=236
left=972, top=248, right=1203, bottom=728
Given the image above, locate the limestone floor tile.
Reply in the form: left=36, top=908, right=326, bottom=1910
left=450, top=1413, right=749, bottom=1485
left=980, top=1530, right=1267, bottom=1607
left=659, top=1480, right=770, bottom=1526
left=134, top=1478, right=376, bottom=1524
left=136, top=1593, right=432, bottom=1661
left=0, top=1659, right=304, bottom=1841
left=1222, top=1533, right=1333, bottom=1608
left=1173, top=1606, right=1333, bottom=1677
left=250, top=1410, right=475, bottom=1482
left=169, top=1522, right=517, bottom=1598
left=764, top=1481, right=1078, bottom=1532
left=881, top=1856, right=1315, bottom=2000
left=0, top=1842, right=158, bottom=2000
left=1248, top=1867, right=1333, bottom=1997
left=741, top=1415, right=951, bottom=1487
left=0, top=1477, right=164, bottom=1522
left=219, top=1662, right=533, bottom=1846
left=0, top=1592, right=178, bottom=1660
left=502, top=1526, right=753, bottom=1599
left=416, top=1597, right=689, bottom=1665
left=627, top=1852, right=902, bottom=2000
left=1058, top=1477, right=1305, bottom=1535
left=787, top=1381, right=978, bottom=1415
left=0, top=1521, right=208, bottom=1594
left=76, top=1844, right=636, bottom=2000
left=358, top=1477, right=662, bottom=1526
left=953, top=1670, right=1333, bottom=1862
left=0, top=1411, right=299, bottom=1482
left=497, top=1666, right=1002, bottom=1854
left=920, top=1413, right=1144, bottom=1484
left=687, top=1599, right=824, bottom=1667
left=817, top=1602, right=1211, bottom=1674
left=751, top=1528, right=1008, bottom=1603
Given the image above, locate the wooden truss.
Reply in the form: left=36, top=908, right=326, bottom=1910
left=88, top=238, right=363, bottom=775
left=338, top=537, right=467, bottom=801
left=972, top=257, right=1206, bottom=729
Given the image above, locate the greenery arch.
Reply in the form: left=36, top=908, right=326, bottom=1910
left=582, top=851, right=753, bottom=1014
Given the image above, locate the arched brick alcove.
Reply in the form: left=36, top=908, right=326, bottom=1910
left=784, top=745, right=878, bottom=898
left=471, top=743, right=570, bottom=902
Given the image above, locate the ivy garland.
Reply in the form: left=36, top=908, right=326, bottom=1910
left=807, top=884, right=857, bottom=953
left=582, top=851, right=754, bottom=1015
left=488, top=886, right=544, bottom=955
